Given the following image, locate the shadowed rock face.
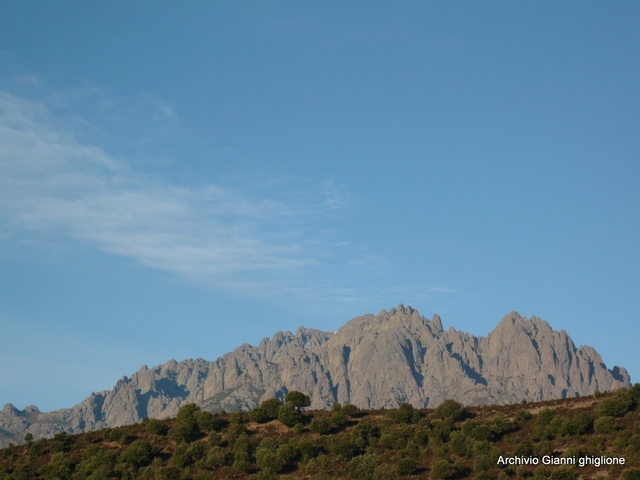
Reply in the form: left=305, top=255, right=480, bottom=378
left=0, top=307, right=630, bottom=446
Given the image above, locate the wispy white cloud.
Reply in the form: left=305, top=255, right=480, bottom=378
left=0, top=91, right=331, bottom=290
left=0, top=85, right=457, bottom=310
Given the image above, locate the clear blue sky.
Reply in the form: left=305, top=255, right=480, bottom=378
left=0, top=1, right=638, bottom=411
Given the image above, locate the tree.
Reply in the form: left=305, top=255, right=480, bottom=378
left=435, top=399, right=466, bottom=421
left=311, top=416, right=332, bottom=434
left=285, top=391, right=311, bottom=410
left=40, top=452, right=72, bottom=480
left=120, top=441, right=160, bottom=469
left=621, top=469, right=640, bottom=480
left=431, top=458, right=455, bottom=479
left=261, top=398, right=284, bottom=419
left=347, top=453, right=378, bottom=480
left=278, top=402, right=301, bottom=427
left=232, top=433, right=252, bottom=472
left=146, top=418, right=169, bottom=436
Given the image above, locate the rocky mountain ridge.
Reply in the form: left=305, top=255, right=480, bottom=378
left=0, top=307, right=630, bottom=446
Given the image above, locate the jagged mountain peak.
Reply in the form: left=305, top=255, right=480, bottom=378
left=1, top=403, right=19, bottom=416
left=0, top=307, right=630, bottom=446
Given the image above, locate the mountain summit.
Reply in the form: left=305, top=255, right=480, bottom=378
left=0, top=306, right=629, bottom=446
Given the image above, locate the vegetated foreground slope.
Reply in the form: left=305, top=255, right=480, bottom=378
left=1, top=386, right=640, bottom=479
left=0, top=307, right=630, bottom=447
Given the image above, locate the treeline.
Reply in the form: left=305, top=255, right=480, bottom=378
left=1, top=386, right=640, bottom=479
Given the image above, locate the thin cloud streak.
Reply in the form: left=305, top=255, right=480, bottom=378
left=0, top=88, right=457, bottom=310
left=0, top=92, right=321, bottom=289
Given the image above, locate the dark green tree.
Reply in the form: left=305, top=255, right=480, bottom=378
left=278, top=402, right=301, bottom=427
left=285, top=391, right=311, bottom=410
left=261, top=398, right=284, bottom=419
left=435, top=399, right=466, bottom=421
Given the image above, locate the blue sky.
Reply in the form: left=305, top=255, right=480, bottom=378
left=0, top=1, right=638, bottom=411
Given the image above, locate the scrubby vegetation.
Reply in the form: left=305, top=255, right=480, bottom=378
left=1, top=386, right=639, bottom=479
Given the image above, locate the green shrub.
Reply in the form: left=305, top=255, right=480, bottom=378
left=176, top=403, right=201, bottom=422
left=462, top=419, right=490, bottom=441
left=207, top=414, right=228, bottom=432
left=533, top=466, right=550, bottom=480
left=537, top=409, right=556, bottom=426
left=261, top=398, right=283, bottom=420
left=8, top=462, right=32, bottom=480
left=515, top=410, right=533, bottom=423
left=311, top=416, right=332, bottom=434
left=378, top=433, right=395, bottom=449
left=51, top=432, right=70, bottom=453
left=594, top=416, right=617, bottom=434
left=208, top=431, right=222, bottom=447
left=342, top=404, right=360, bottom=416
left=548, top=416, right=570, bottom=437
left=397, top=457, right=417, bottom=475
left=303, top=454, right=331, bottom=475
left=387, top=402, right=418, bottom=424
left=158, top=465, right=181, bottom=479
left=347, top=453, right=378, bottom=480
left=232, top=433, right=252, bottom=472
left=351, top=418, right=375, bottom=448
left=285, top=391, right=311, bottom=409
left=185, top=441, right=207, bottom=463
left=597, top=389, right=636, bottom=418
left=146, top=418, right=169, bottom=436
left=227, top=423, right=246, bottom=448
left=562, top=446, right=587, bottom=459
left=535, top=440, right=554, bottom=457
left=294, top=422, right=304, bottom=434
left=449, top=431, right=472, bottom=457
left=256, top=443, right=285, bottom=474
left=549, top=466, right=577, bottom=480
left=435, top=399, right=466, bottom=421
left=206, top=446, right=226, bottom=468
left=40, top=452, right=72, bottom=480
left=414, top=425, right=429, bottom=445
left=330, top=436, right=360, bottom=460
left=474, top=454, right=493, bottom=475
left=373, top=463, right=400, bottom=480
left=121, top=441, right=160, bottom=469
left=627, top=434, right=640, bottom=454
left=621, top=468, right=640, bottom=480
left=295, top=437, right=321, bottom=461
left=431, top=458, right=455, bottom=479
left=229, top=411, right=245, bottom=424
left=472, top=440, right=492, bottom=456
left=249, top=406, right=267, bottom=423
left=569, top=412, right=593, bottom=435
left=332, top=409, right=349, bottom=426
left=277, top=441, right=299, bottom=465
left=278, top=402, right=301, bottom=427
left=194, top=410, right=217, bottom=432
left=73, top=445, right=118, bottom=478
left=490, top=414, right=515, bottom=437
left=169, top=417, right=199, bottom=443
left=172, top=442, right=190, bottom=468
left=514, top=440, right=534, bottom=457
left=429, top=419, right=452, bottom=444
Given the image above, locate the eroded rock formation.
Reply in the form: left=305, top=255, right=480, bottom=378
left=0, top=307, right=629, bottom=446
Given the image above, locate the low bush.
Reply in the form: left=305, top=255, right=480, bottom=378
left=594, top=416, right=617, bottom=434
left=435, top=399, right=466, bottom=421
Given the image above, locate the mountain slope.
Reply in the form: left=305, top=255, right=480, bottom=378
left=0, top=306, right=629, bottom=446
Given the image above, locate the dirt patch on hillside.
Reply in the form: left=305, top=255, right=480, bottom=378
left=246, top=420, right=290, bottom=436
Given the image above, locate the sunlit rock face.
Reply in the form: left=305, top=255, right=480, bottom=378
left=0, top=306, right=629, bottom=446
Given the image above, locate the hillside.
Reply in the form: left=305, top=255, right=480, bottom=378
left=1, top=386, right=639, bottom=479
left=0, top=307, right=630, bottom=446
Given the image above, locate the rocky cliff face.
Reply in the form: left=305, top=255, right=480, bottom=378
left=0, top=307, right=630, bottom=446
